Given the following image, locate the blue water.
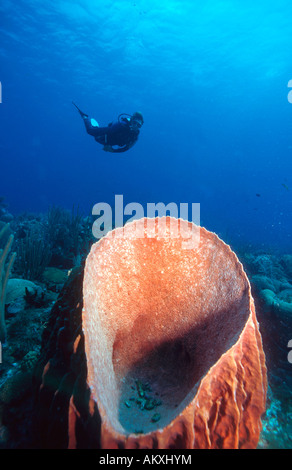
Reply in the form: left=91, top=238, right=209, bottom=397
left=0, top=0, right=291, bottom=251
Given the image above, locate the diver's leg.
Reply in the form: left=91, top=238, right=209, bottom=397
left=83, top=117, right=106, bottom=137
left=73, top=102, right=107, bottom=138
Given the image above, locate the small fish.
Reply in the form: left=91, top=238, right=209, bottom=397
left=282, top=183, right=289, bottom=191
left=144, top=399, right=156, bottom=410
left=151, top=413, right=161, bottom=423
left=143, top=382, right=152, bottom=392
left=135, top=379, right=145, bottom=398
left=256, top=193, right=261, bottom=197
left=136, top=398, right=146, bottom=410
left=134, top=429, right=144, bottom=434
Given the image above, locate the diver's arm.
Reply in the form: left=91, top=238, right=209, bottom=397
left=108, top=144, right=131, bottom=153
left=103, top=139, right=137, bottom=153
left=103, top=145, right=129, bottom=153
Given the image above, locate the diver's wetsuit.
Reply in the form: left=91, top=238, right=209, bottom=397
left=73, top=103, right=140, bottom=153
left=84, top=116, right=139, bottom=153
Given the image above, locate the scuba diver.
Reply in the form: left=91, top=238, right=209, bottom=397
left=73, top=102, right=144, bottom=153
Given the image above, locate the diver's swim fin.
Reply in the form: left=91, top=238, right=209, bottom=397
left=72, top=101, right=88, bottom=119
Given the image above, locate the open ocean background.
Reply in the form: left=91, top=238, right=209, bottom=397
left=0, top=0, right=291, bottom=252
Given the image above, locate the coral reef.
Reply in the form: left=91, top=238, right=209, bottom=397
left=44, top=205, right=93, bottom=269
left=242, top=251, right=292, bottom=391
left=0, top=224, right=16, bottom=343
left=5, top=204, right=94, bottom=279
left=0, top=197, right=13, bottom=223
left=6, top=279, right=41, bottom=304
left=42, top=267, right=68, bottom=285
left=1, top=207, right=290, bottom=449
left=0, top=280, right=56, bottom=448
left=16, top=231, right=52, bottom=281
left=0, top=202, right=95, bottom=448
left=240, top=250, right=292, bottom=448
left=31, top=266, right=101, bottom=449
left=258, top=386, right=292, bottom=449
left=5, top=278, right=43, bottom=314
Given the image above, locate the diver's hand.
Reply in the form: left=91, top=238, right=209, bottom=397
left=103, top=145, right=114, bottom=152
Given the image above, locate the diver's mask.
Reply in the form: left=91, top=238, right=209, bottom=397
left=130, top=118, right=143, bottom=130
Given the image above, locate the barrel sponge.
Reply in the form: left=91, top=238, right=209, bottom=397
left=82, top=217, right=267, bottom=449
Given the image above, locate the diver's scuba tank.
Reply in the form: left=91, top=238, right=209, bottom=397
left=118, top=113, right=132, bottom=123
left=118, top=112, right=144, bottom=130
